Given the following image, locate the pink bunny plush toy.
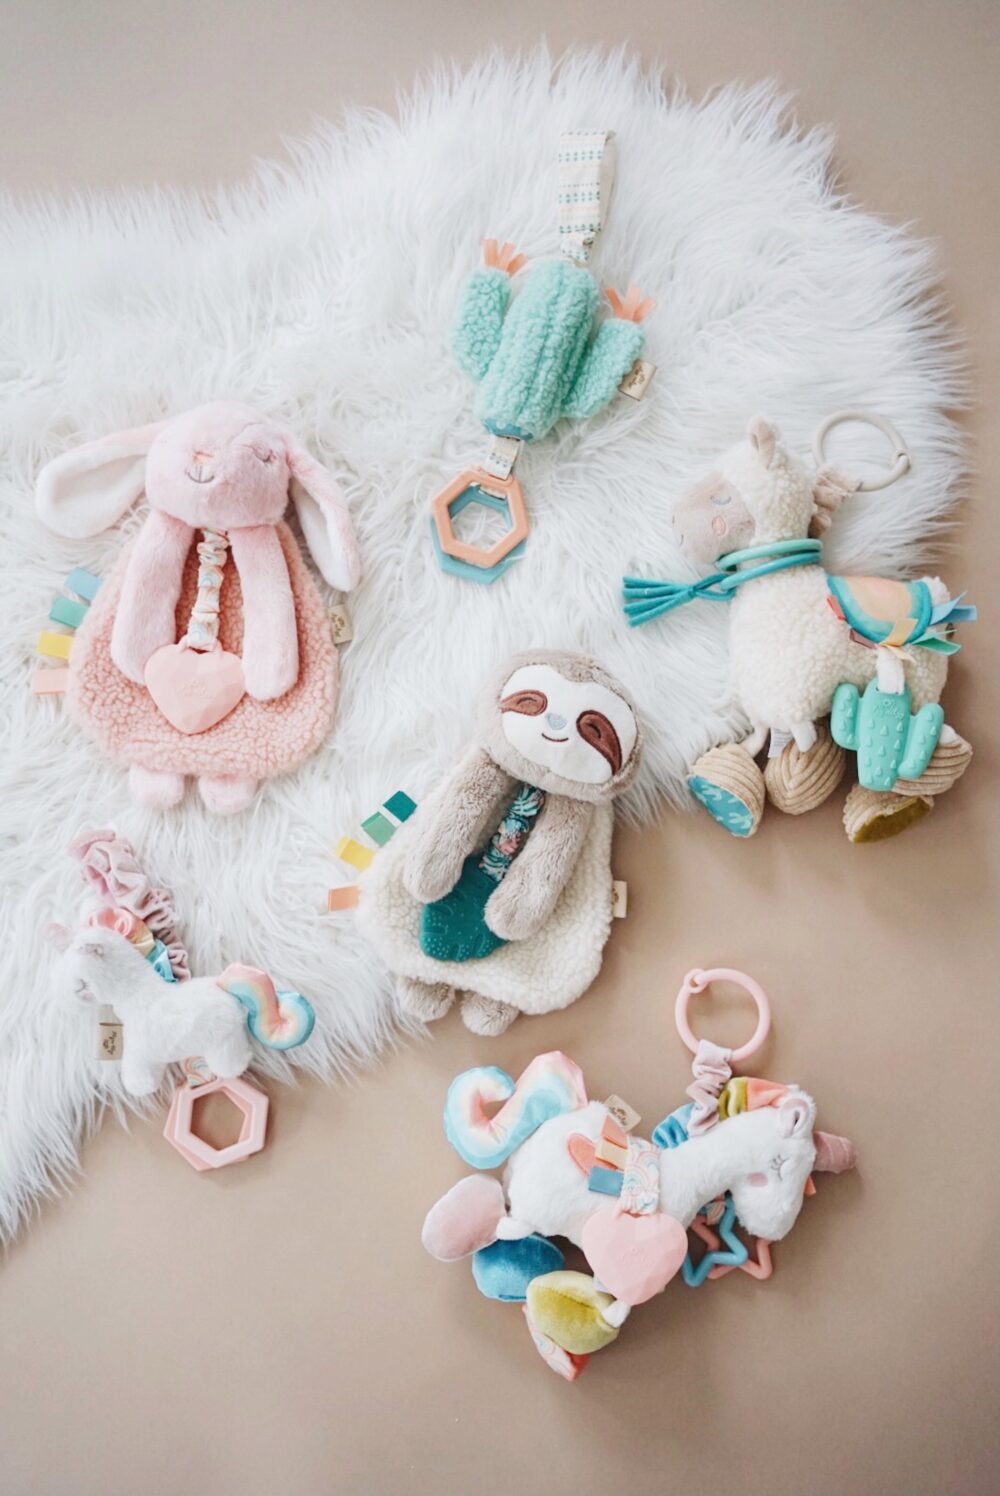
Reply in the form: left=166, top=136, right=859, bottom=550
left=35, top=401, right=361, bottom=813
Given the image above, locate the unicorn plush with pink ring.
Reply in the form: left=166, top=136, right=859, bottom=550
left=422, top=970, right=857, bottom=1380
left=57, top=924, right=315, bottom=1097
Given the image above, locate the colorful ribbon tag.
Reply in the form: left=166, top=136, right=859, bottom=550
left=557, top=130, right=616, bottom=264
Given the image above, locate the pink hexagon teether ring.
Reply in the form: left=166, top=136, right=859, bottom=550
left=163, top=1075, right=269, bottom=1171
left=674, top=967, right=771, bottom=1063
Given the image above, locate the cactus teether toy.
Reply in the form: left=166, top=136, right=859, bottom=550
left=830, top=680, right=944, bottom=790
left=432, top=131, right=655, bottom=583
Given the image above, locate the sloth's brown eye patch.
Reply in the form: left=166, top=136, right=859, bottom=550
left=500, top=690, right=548, bottom=716
left=576, top=711, right=623, bottom=775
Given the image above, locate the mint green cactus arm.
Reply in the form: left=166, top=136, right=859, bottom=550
left=561, top=317, right=645, bottom=420
left=451, top=267, right=512, bottom=382
left=898, top=703, right=945, bottom=780
left=831, top=684, right=862, bottom=750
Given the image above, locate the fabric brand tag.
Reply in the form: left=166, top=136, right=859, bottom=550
left=96, top=1004, right=123, bottom=1060
left=329, top=604, right=353, bottom=645
left=618, top=359, right=657, bottom=401
left=611, top=880, right=628, bottom=917
left=482, top=435, right=522, bottom=481
left=603, top=1095, right=641, bottom=1132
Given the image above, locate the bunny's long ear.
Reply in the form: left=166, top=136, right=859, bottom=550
left=287, top=443, right=361, bottom=593
left=35, top=421, right=166, bottom=539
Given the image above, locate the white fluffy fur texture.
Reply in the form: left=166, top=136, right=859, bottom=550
left=499, top=1096, right=818, bottom=1248
left=0, top=48, right=963, bottom=1241
left=358, top=784, right=614, bottom=1015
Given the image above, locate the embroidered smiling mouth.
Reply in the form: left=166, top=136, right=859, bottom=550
left=541, top=733, right=569, bottom=743
left=184, top=465, right=216, bottom=484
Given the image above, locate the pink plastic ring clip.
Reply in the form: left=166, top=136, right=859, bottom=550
left=674, top=967, right=771, bottom=1063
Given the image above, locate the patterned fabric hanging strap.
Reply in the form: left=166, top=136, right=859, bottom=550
left=557, top=130, right=617, bottom=264
left=479, top=784, right=546, bottom=882
left=183, top=528, right=229, bottom=650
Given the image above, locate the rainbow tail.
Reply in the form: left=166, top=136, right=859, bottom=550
left=217, top=963, right=316, bottom=1051
left=444, top=1052, right=587, bottom=1169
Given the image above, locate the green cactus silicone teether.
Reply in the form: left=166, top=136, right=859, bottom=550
left=431, top=130, right=655, bottom=584
left=831, top=679, right=944, bottom=791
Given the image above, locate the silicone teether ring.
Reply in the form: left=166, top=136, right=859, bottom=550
left=812, top=410, right=910, bottom=492
left=674, top=967, right=771, bottom=1063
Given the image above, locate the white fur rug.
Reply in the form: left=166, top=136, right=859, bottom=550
left=0, top=49, right=963, bottom=1242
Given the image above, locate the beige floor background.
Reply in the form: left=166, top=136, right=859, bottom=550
left=0, top=3, right=997, bottom=1494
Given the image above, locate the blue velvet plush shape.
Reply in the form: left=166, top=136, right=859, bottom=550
left=471, top=1234, right=566, bottom=1302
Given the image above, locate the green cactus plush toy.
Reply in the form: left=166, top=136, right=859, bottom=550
left=831, top=680, right=944, bottom=791
left=430, top=131, right=655, bottom=583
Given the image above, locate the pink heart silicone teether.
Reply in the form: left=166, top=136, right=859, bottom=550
left=144, top=643, right=245, bottom=735
left=581, top=1207, right=688, bottom=1307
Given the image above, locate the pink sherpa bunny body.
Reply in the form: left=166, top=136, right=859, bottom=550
left=36, top=401, right=361, bottom=813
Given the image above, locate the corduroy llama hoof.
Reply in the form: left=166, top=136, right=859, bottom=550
left=688, top=743, right=765, bottom=837
left=893, top=731, right=973, bottom=797
left=764, top=723, right=846, bottom=815
left=843, top=784, right=933, bottom=843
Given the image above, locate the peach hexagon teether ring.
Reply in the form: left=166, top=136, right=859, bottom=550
left=163, top=1074, right=269, bottom=1172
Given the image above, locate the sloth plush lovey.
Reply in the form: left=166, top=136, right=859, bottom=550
left=357, top=650, right=642, bottom=1035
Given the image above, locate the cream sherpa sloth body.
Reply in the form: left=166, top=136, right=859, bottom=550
left=357, top=651, right=642, bottom=1035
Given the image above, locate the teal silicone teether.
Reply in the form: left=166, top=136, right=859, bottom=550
left=831, top=679, right=944, bottom=791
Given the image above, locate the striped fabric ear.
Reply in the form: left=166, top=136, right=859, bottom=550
left=36, top=422, right=165, bottom=539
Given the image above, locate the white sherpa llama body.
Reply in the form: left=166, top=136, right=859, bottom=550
left=358, top=784, right=615, bottom=1018
left=730, top=566, right=950, bottom=731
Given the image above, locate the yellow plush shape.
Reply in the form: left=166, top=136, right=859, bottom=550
left=526, top=1271, right=620, bottom=1355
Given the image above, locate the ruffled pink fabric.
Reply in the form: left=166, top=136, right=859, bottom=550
left=685, top=1039, right=732, bottom=1136
left=70, top=830, right=190, bottom=979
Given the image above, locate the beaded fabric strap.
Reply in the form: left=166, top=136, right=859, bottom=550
left=479, top=784, right=546, bottom=882
left=183, top=529, right=229, bottom=650
left=557, top=130, right=616, bottom=265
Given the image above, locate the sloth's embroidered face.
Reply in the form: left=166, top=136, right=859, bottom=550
left=499, top=664, right=638, bottom=785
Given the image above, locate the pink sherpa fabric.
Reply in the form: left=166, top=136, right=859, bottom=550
left=67, top=522, right=336, bottom=781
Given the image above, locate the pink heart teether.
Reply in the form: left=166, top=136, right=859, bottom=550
left=144, top=643, right=245, bottom=735
left=581, top=1207, right=688, bottom=1307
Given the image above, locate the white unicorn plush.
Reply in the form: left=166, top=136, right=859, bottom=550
left=422, top=1052, right=856, bottom=1378
left=57, top=924, right=315, bottom=1097
left=625, top=417, right=974, bottom=841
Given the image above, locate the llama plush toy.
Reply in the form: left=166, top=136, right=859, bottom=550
left=624, top=416, right=974, bottom=841
left=35, top=401, right=361, bottom=813
left=357, top=649, right=642, bottom=1035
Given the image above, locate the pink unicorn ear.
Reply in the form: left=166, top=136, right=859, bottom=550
left=777, top=1091, right=816, bottom=1138
left=36, top=421, right=167, bottom=539
left=286, top=442, right=361, bottom=593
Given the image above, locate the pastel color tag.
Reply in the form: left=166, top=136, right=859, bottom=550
left=65, top=568, right=101, bottom=601
left=611, top=881, right=628, bottom=918
left=96, top=1005, right=123, bottom=1061
left=335, top=836, right=375, bottom=872
left=144, top=642, right=246, bottom=735
left=37, top=630, right=72, bottom=660
left=327, top=885, right=360, bottom=912
left=361, top=811, right=395, bottom=846
left=581, top=1208, right=688, bottom=1307
left=31, top=667, right=70, bottom=695
left=49, top=596, right=88, bottom=629
left=384, top=791, right=417, bottom=823
left=618, top=359, right=657, bottom=401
